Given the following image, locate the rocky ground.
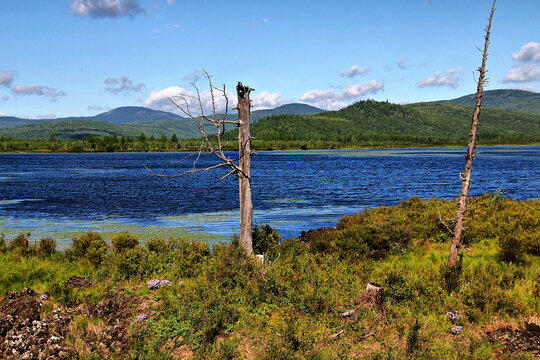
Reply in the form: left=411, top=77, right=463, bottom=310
left=0, top=278, right=147, bottom=360
left=486, top=322, right=540, bottom=359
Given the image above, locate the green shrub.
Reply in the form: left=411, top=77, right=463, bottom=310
left=460, top=263, right=526, bottom=322
left=111, top=232, right=139, bottom=253
left=69, top=232, right=108, bottom=266
left=439, top=257, right=463, bottom=294
left=499, top=235, right=526, bottom=264
left=384, top=269, right=414, bottom=302
left=146, top=238, right=169, bottom=254
left=38, top=237, right=56, bottom=257
left=8, top=233, right=30, bottom=251
left=170, top=239, right=211, bottom=278
left=49, top=280, right=80, bottom=308
left=115, top=247, right=147, bottom=280
left=253, top=223, right=282, bottom=254
left=406, top=320, right=422, bottom=355
left=0, top=233, right=6, bottom=253
left=195, top=338, right=241, bottom=360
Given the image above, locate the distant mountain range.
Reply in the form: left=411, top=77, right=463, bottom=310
left=0, top=89, right=539, bottom=144
left=0, top=103, right=324, bottom=140
left=442, top=89, right=540, bottom=116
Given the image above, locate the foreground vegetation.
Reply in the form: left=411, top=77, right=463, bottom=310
left=1, top=195, right=538, bottom=359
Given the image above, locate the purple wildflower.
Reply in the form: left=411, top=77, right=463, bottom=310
left=159, top=280, right=172, bottom=288
left=135, top=313, right=147, bottom=322
left=40, top=294, right=48, bottom=301
left=451, top=325, right=463, bottom=335
left=146, top=279, right=160, bottom=289
left=178, top=280, right=184, bottom=285
left=445, top=311, right=463, bottom=321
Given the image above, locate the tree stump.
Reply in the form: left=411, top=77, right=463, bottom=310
left=356, top=282, right=383, bottom=309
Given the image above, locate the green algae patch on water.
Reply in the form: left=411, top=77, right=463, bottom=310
left=0, top=217, right=224, bottom=249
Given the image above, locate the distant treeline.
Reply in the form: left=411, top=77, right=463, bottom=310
left=0, top=131, right=538, bottom=153
left=0, top=133, right=187, bottom=153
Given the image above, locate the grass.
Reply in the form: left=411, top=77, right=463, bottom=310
left=0, top=195, right=538, bottom=359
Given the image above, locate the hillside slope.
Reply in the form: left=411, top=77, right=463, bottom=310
left=0, top=120, right=141, bottom=140
left=223, top=99, right=540, bottom=147
left=442, top=89, right=540, bottom=116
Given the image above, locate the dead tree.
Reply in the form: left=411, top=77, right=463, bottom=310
left=448, top=0, right=496, bottom=267
left=146, top=71, right=254, bottom=256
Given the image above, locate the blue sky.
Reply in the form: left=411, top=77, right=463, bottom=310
left=1, top=0, right=539, bottom=118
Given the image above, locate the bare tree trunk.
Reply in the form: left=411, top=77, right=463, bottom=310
left=448, top=0, right=496, bottom=267
left=237, top=82, right=254, bottom=256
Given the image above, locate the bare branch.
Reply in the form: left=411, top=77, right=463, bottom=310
left=146, top=161, right=231, bottom=179
left=437, top=207, right=455, bottom=235
left=147, top=70, right=255, bottom=255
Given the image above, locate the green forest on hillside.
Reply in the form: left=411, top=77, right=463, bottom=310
left=443, top=89, right=540, bottom=116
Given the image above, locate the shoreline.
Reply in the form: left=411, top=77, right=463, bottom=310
left=0, top=142, right=539, bottom=154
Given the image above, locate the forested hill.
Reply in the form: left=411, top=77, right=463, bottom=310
left=0, top=103, right=324, bottom=140
left=442, top=89, right=540, bottom=116
left=223, top=99, right=540, bottom=148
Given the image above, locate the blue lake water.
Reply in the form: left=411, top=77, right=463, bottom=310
left=0, top=146, right=538, bottom=243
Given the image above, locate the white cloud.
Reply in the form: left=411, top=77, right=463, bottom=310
left=399, top=99, right=411, bottom=105
left=299, top=80, right=384, bottom=110
left=502, top=63, right=540, bottom=83
left=396, top=58, right=409, bottom=70
left=508, top=85, right=538, bottom=92
left=166, top=0, right=177, bottom=4
left=503, top=42, right=540, bottom=84
left=0, top=112, right=6, bottom=116
left=417, top=68, right=462, bottom=88
left=339, top=65, right=370, bottom=78
left=104, top=76, right=145, bottom=95
left=144, top=86, right=237, bottom=115
left=70, top=0, right=145, bottom=18
left=251, top=92, right=286, bottom=110
left=311, top=99, right=348, bottom=110
left=11, top=85, right=66, bottom=101
left=299, top=89, right=336, bottom=103
left=340, top=81, right=384, bottom=99
left=0, top=70, right=17, bottom=87
left=511, top=42, right=540, bottom=63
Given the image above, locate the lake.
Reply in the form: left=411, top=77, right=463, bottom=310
left=0, top=145, right=538, bottom=244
